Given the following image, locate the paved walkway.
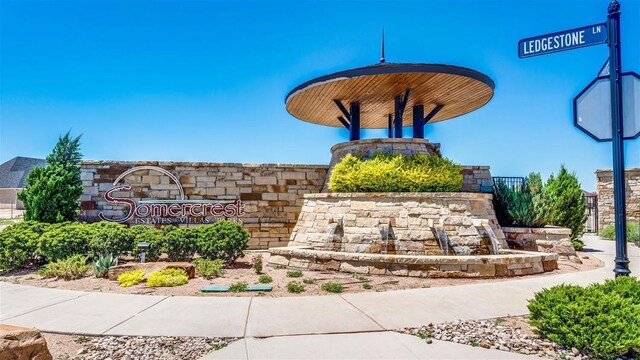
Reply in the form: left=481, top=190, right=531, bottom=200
left=1, top=236, right=638, bottom=359
left=202, top=332, right=533, bottom=360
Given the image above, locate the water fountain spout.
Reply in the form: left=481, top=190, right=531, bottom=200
left=483, top=224, right=501, bottom=255
left=432, top=226, right=451, bottom=256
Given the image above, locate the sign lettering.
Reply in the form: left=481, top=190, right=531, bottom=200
left=518, top=23, right=607, bottom=58
left=98, top=166, right=245, bottom=224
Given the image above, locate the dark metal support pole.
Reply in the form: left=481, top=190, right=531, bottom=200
left=388, top=114, right=393, bottom=138
left=424, top=104, right=444, bottom=124
left=607, top=0, right=630, bottom=276
left=394, top=96, right=403, bottom=138
left=349, top=102, right=360, bottom=141
left=413, top=105, right=424, bottom=139
left=333, top=99, right=351, bottom=120
left=337, top=116, right=350, bottom=129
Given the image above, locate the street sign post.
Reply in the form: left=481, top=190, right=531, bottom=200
left=574, top=72, right=640, bottom=141
left=518, top=23, right=607, bottom=58
left=605, top=0, right=630, bottom=276
left=518, top=0, right=633, bottom=276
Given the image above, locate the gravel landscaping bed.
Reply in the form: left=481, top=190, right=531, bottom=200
left=44, top=333, right=235, bottom=360
left=400, top=317, right=592, bottom=360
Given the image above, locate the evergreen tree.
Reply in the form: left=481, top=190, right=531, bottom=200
left=542, top=165, right=587, bottom=249
left=18, top=131, right=84, bottom=223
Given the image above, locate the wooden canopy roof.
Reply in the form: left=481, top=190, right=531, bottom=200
left=285, top=63, right=494, bottom=129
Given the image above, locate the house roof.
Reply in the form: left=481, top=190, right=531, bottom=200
left=0, top=157, right=47, bottom=188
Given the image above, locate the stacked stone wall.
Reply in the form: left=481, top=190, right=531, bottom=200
left=288, top=192, right=507, bottom=256
left=80, top=161, right=327, bottom=249
left=269, top=247, right=558, bottom=278
left=596, top=168, right=640, bottom=229
left=80, top=158, right=496, bottom=250
left=502, top=226, right=578, bottom=261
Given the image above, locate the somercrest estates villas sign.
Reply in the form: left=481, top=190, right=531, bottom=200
left=98, top=166, right=245, bottom=224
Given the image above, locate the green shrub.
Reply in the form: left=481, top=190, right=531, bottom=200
left=147, top=268, right=189, bottom=287
left=37, top=255, right=90, bottom=280
left=493, top=173, right=546, bottom=228
left=328, top=152, right=463, bottom=193
left=258, top=274, right=272, bottom=283
left=600, top=222, right=640, bottom=244
left=528, top=278, right=640, bottom=359
left=193, top=258, right=225, bottom=279
left=18, top=132, right=83, bottom=223
left=92, top=253, right=118, bottom=278
left=287, top=281, right=305, bottom=293
left=229, top=281, right=248, bottom=292
left=542, top=166, right=586, bottom=249
left=493, top=167, right=585, bottom=250
left=0, top=221, right=47, bottom=272
left=321, top=282, right=343, bottom=293
left=196, top=221, right=250, bottom=263
left=302, top=278, right=315, bottom=285
left=37, top=222, right=91, bottom=261
left=88, top=222, right=133, bottom=258
left=161, top=227, right=198, bottom=262
left=251, top=254, right=263, bottom=274
left=118, top=269, right=145, bottom=287
left=287, top=270, right=303, bottom=278
left=492, top=180, right=515, bottom=226
left=129, top=226, right=164, bottom=262
left=597, top=276, right=640, bottom=304
left=362, top=283, right=373, bottom=290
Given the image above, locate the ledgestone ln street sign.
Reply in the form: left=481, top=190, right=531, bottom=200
left=518, top=23, right=607, bottom=58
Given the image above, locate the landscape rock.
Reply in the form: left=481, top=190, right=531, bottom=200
left=399, top=318, right=595, bottom=360
left=0, top=324, right=53, bottom=360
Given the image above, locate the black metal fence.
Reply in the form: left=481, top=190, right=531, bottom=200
left=492, top=176, right=526, bottom=191
left=585, top=193, right=598, bottom=233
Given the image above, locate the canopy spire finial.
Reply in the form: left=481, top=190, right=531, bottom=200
left=380, top=28, right=385, bottom=63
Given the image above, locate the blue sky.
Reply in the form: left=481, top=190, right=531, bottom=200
left=1, top=0, right=639, bottom=191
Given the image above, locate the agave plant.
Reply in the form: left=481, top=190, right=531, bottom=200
left=93, top=253, right=118, bottom=278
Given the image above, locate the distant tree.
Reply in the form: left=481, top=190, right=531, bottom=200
left=18, top=131, right=84, bottom=223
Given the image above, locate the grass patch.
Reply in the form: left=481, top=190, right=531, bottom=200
left=287, top=281, right=305, bottom=293
left=193, top=258, right=225, bottom=279
left=362, top=283, right=373, bottom=290
left=258, top=274, right=272, bottom=283
left=37, top=255, right=90, bottom=280
left=286, top=270, right=303, bottom=278
left=229, top=281, right=248, bottom=292
left=600, top=222, right=639, bottom=244
left=302, top=278, right=315, bottom=285
left=321, top=282, right=343, bottom=293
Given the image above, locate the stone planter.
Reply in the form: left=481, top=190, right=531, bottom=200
left=502, top=226, right=580, bottom=262
left=269, top=247, right=558, bottom=278
left=268, top=193, right=562, bottom=278
left=288, top=192, right=508, bottom=256
left=322, top=139, right=494, bottom=193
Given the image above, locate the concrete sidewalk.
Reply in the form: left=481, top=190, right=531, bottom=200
left=1, top=236, right=638, bottom=346
left=202, top=331, right=536, bottom=360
